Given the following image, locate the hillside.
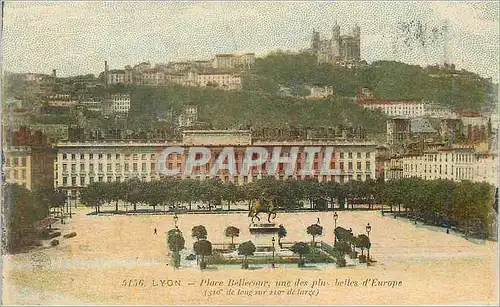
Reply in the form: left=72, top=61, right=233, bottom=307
left=245, top=51, right=497, bottom=111
left=126, top=84, right=387, bottom=138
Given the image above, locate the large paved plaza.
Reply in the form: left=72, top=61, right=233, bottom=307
left=2, top=208, right=498, bottom=305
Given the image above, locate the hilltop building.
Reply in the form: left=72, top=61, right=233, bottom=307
left=310, top=22, right=361, bottom=66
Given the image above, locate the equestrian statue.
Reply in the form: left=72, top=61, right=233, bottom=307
left=248, top=193, right=277, bottom=223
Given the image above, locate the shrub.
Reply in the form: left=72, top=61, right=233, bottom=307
left=48, top=232, right=61, bottom=239
left=298, top=259, right=305, bottom=268
left=200, top=261, right=207, bottom=270
left=207, top=251, right=225, bottom=265
left=336, top=257, right=346, bottom=267
left=185, top=254, right=196, bottom=260
left=50, top=239, right=59, bottom=247
left=358, top=255, right=367, bottom=263
left=63, top=232, right=77, bottom=239
left=241, top=262, right=249, bottom=269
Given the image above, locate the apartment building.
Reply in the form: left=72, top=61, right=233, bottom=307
left=385, top=147, right=498, bottom=188
left=110, top=94, right=131, bottom=114
left=213, top=53, right=255, bottom=69
left=357, top=99, right=425, bottom=118
left=194, top=71, right=242, bottom=90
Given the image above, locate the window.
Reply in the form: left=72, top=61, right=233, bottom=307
left=357, top=152, right=361, bottom=159
left=348, top=162, right=353, bottom=170
left=98, top=176, right=103, bottom=182
left=71, top=164, right=76, bottom=172
left=98, top=164, right=103, bottom=171
left=357, top=162, right=362, bottom=170
left=107, top=154, right=111, bottom=159
left=5, top=158, right=10, bottom=167
left=89, top=154, right=94, bottom=159
left=62, top=154, right=67, bottom=160
left=116, top=154, right=120, bottom=159
left=133, top=163, right=138, bottom=171
left=89, top=164, right=94, bottom=172
left=13, top=157, right=19, bottom=166
left=98, top=154, right=103, bottom=159
left=80, top=164, right=85, bottom=171
left=340, top=162, right=344, bottom=170
left=125, top=154, right=130, bottom=160
left=80, top=177, right=85, bottom=186
left=72, top=177, right=77, bottom=186
left=107, top=164, right=112, bottom=172
left=71, top=154, right=76, bottom=160
left=21, top=157, right=26, bottom=167
left=141, top=154, right=146, bottom=160
left=151, top=163, right=156, bottom=171
left=89, top=177, right=94, bottom=184
left=21, top=169, right=26, bottom=179
left=107, top=176, right=112, bottom=182
left=340, top=152, right=344, bottom=159
left=133, top=154, right=138, bottom=160
left=125, top=164, right=129, bottom=171
left=357, top=174, right=362, bottom=181
left=63, top=177, right=68, bottom=186
left=142, top=163, right=146, bottom=171
left=63, top=164, right=68, bottom=171
left=80, top=154, right=85, bottom=159
left=366, top=152, right=370, bottom=158
left=366, top=174, right=371, bottom=180
left=348, top=152, right=353, bottom=159
left=366, top=161, right=371, bottom=170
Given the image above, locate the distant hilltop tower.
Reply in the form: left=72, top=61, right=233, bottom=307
left=310, top=22, right=361, bottom=67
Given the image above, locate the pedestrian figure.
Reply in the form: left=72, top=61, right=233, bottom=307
left=317, top=217, right=320, bottom=225
left=154, top=228, right=157, bottom=235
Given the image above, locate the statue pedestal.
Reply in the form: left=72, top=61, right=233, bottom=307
left=249, top=223, right=280, bottom=252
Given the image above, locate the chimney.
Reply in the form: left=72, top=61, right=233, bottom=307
left=104, top=61, right=109, bottom=87
left=52, top=69, right=57, bottom=78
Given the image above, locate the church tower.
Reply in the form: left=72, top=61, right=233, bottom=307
left=331, top=22, right=341, bottom=59
left=352, top=24, right=361, bottom=61
left=311, top=29, right=321, bottom=52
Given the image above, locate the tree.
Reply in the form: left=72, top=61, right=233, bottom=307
left=107, top=181, right=125, bottom=212
left=167, top=229, right=185, bottom=268
left=191, top=225, right=207, bottom=241
left=124, top=179, right=142, bottom=211
left=277, top=225, right=287, bottom=248
left=224, top=226, right=240, bottom=246
left=355, top=234, right=371, bottom=256
left=291, top=242, right=310, bottom=267
left=193, top=240, right=212, bottom=269
left=306, top=223, right=323, bottom=245
left=334, top=241, right=352, bottom=267
left=238, top=241, right=256, bottom=269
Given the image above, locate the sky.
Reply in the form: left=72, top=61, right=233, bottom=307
left=1, top=1, right=499, bottom=81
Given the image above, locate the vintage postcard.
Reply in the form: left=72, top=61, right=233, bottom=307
left=1, top=1, right=499, bottom=306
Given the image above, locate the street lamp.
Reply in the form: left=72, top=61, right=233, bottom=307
left=333, top=211, right=338, bottom=243
left=173, top=212, right=179, bottom=229
left=271, top=236, right=275, bottom=268
left=366, top=223, right=372, bottom=261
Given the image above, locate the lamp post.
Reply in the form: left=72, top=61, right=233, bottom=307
left=366, top=223, right=372, bottom=261
left=271, top=236, right=276, bottom=268
left=333, top=211, right=338, bottom=243
left=173, top=213, right=180, bottom=268
left=173, top=212, right=179, bottom=229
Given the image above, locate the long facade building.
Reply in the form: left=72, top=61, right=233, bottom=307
left=54, top=131, right=377, bottom=198
left=384, top=147, right=498, bottom=188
